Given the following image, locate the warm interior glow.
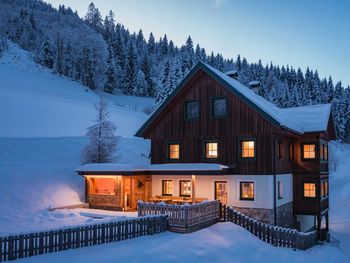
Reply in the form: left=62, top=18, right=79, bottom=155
left=242, top=141, right=255, bottom=158
left=304, top=183, right=316, bottom=197
left=180, top=180, right=191, bottom=196
left=90, top=178, right=116, bottom=195
left=169, top=144, right=180, bottom=159
left=162, top=180, right=173, bottom=196
left=240, top=182, right=254, bottom=200
left=303, top=144, right=316, bottom=159
left=206, top=142, right=218, bottom=158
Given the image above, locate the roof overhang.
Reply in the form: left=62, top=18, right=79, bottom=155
left=76, top=163, right=235, bottom=176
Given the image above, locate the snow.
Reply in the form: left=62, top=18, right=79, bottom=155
left=0, top=42, right=152, bottom=234
left=205, top=63, right=331, bottom=134
left=76, top=163, right=229, bottom=173
left=15, top=223, right=348, bottom=263
left=249, top=80, right=261, bottom=86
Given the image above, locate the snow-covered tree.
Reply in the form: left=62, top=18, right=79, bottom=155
left=81, top=98, right=118, bottom=164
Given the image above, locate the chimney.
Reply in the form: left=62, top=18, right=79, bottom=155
left=248, top=81, right=261, bottom=94
left=225, top=70, right=239, bottom=80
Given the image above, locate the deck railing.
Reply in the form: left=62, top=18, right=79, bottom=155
left=0, top=215, right=167, bottom=262
left=138, top=200, right=220, bottom=233
left=221, top=205, right=318, bottom=250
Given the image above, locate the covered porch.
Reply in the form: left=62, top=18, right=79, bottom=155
left=76, top=163, right=234, bottom=210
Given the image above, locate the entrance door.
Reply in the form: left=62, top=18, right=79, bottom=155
left=215, top=181, right=228, bottom=205
left=124, top=177, right=132, bottom=210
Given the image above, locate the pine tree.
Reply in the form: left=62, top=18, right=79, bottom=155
left=104, top=47, right=116, bottom=93
left=84, top=2, right=103, bottom=32
left=63, top=42, right=74, bottom=77
left=147, top=33, right=156, bottom=54
left=141, top=52, right=155, bottom=96
left=81, top=98, right=118, bottom=164
left=122, top=42, right=138, bottom=95
left=39, top=38, right=53, bottom=68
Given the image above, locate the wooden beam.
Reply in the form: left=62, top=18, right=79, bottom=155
left=192, top=175, right=196, bottom=204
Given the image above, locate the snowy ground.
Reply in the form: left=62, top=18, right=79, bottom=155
left=0, top=43, right=151, bottom=234
left=15, top=223, right=349, bottom=263
left=1, top=43, right=350, bottom=262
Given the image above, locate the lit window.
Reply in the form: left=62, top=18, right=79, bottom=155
left=90, top=178, right=116, bottom=195
left=241, top=140, right=255, bottom=158
left=304, top=183, right=316, bottom=198
left=321, top=180, right=328, bottom=198
left=212, top=98, right=227, bottom=117
left=205, top=142, right=218, bottom=159
left=278, top=181, right=283, bottom=199
left=180, top=180, right=191, bottom=196
left=320, top=143, right=328, bottom=161
left=303, top=144, right=316, bottom=159
left=162, top=180, right=173, bottom=196
left=168, top=143, right=180, bottom=160
left=185, top=101, right=199, bottom=120
left=240, top=182, right=254, bottom=200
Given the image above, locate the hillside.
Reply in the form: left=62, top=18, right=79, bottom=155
left=0, top=42, right=152, bottom=233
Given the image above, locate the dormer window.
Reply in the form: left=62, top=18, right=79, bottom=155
left=211, top=97, right=227, bottom=117
left=185, top=100, right=199, bottom=120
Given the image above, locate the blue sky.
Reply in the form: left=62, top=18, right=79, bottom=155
left=46, top=0, right=350, bottom=86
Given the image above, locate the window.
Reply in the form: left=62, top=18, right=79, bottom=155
left=180, top=180, right=191, bottom=197
left=212, top=97, right=227, bottom=117
left=168, top=143, right=180, bottom=160
left=278, top=142, right=283, bottom=159
left=304, top=183, right=316, bottom=198
left=278, top=181, right=283, bottom=199
left=89, top=178, right=116, bottom=195
left=185, top=101, right=199, bottom=120
left=302, top=144, right=316, bottom=160
left=320, top=142, right=328, bottom=161
left=321, top=180, right=329, bottom=198
left=289, top=143, right=294, bottom=160
left=240, top=182, right=254, bottom=201
left=205, top=141, right=218, bottom=159
left=241, top=140, right=255, bottom=158
left=162, top=180, right=173, bottom=196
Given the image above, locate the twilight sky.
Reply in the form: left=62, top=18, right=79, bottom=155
left=46, top=0, right=350, bottom=86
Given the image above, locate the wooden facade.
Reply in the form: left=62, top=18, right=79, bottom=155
left=136, top=63, right=336, bottom=233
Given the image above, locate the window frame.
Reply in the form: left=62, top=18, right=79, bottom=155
left=239, top=181, right=255, bottom=201
left=210, top=96, right=228, bottom=118
left=166, top=141, right=181, bottom=161
left=179, top=180, right=192, bottom=197
left=162, top=180, right=173, bottom=196
left=239, top=138, right=256, bottom=160
left=303, top=182, right=317, bottom=199
left=203, top=140, right=219, bottom=160
left=301, top=143, right=317, bottom=161
left=320, top=141, right=328, bottom=162
left=184, top=100, right=200, bottom=121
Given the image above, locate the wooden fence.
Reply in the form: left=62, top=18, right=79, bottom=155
left=0, top=215, right=167, bottom=262
left=221, top=205, right=318, bottom=250
left=138, top=200, right=220, bottom=233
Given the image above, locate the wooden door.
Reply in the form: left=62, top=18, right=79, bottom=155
left=215, top=181, right=228, bottom=205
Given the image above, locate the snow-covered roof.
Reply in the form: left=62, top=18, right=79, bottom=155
left=248, top=80, right=261, bottom=86
left=206, top=63, right=332, bottom=134
left=76, top=163, right=230, bottom=174
left=136, top=62, right=333, bottom=137
left=225, top=70, right=238, bottom=75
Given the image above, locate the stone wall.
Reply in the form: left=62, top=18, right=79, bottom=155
left=233, top=202, right=294, bottom=227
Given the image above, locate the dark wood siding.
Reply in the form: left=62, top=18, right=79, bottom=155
left=143, top=70, right=294, bottom=175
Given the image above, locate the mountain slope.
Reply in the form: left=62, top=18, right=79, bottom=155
left=0, top=42, right=152, bottom=233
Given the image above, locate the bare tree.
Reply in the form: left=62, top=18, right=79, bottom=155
left=81, top=97, right=118, bottom=164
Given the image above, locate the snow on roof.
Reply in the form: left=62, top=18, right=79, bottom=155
left=76, top=163, right=229, bottom=173
left=225, top=70, right=238, bottom=75
left=204, top=63, right=331, bottom=133
left=248, top=80, right=261, bottom=86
